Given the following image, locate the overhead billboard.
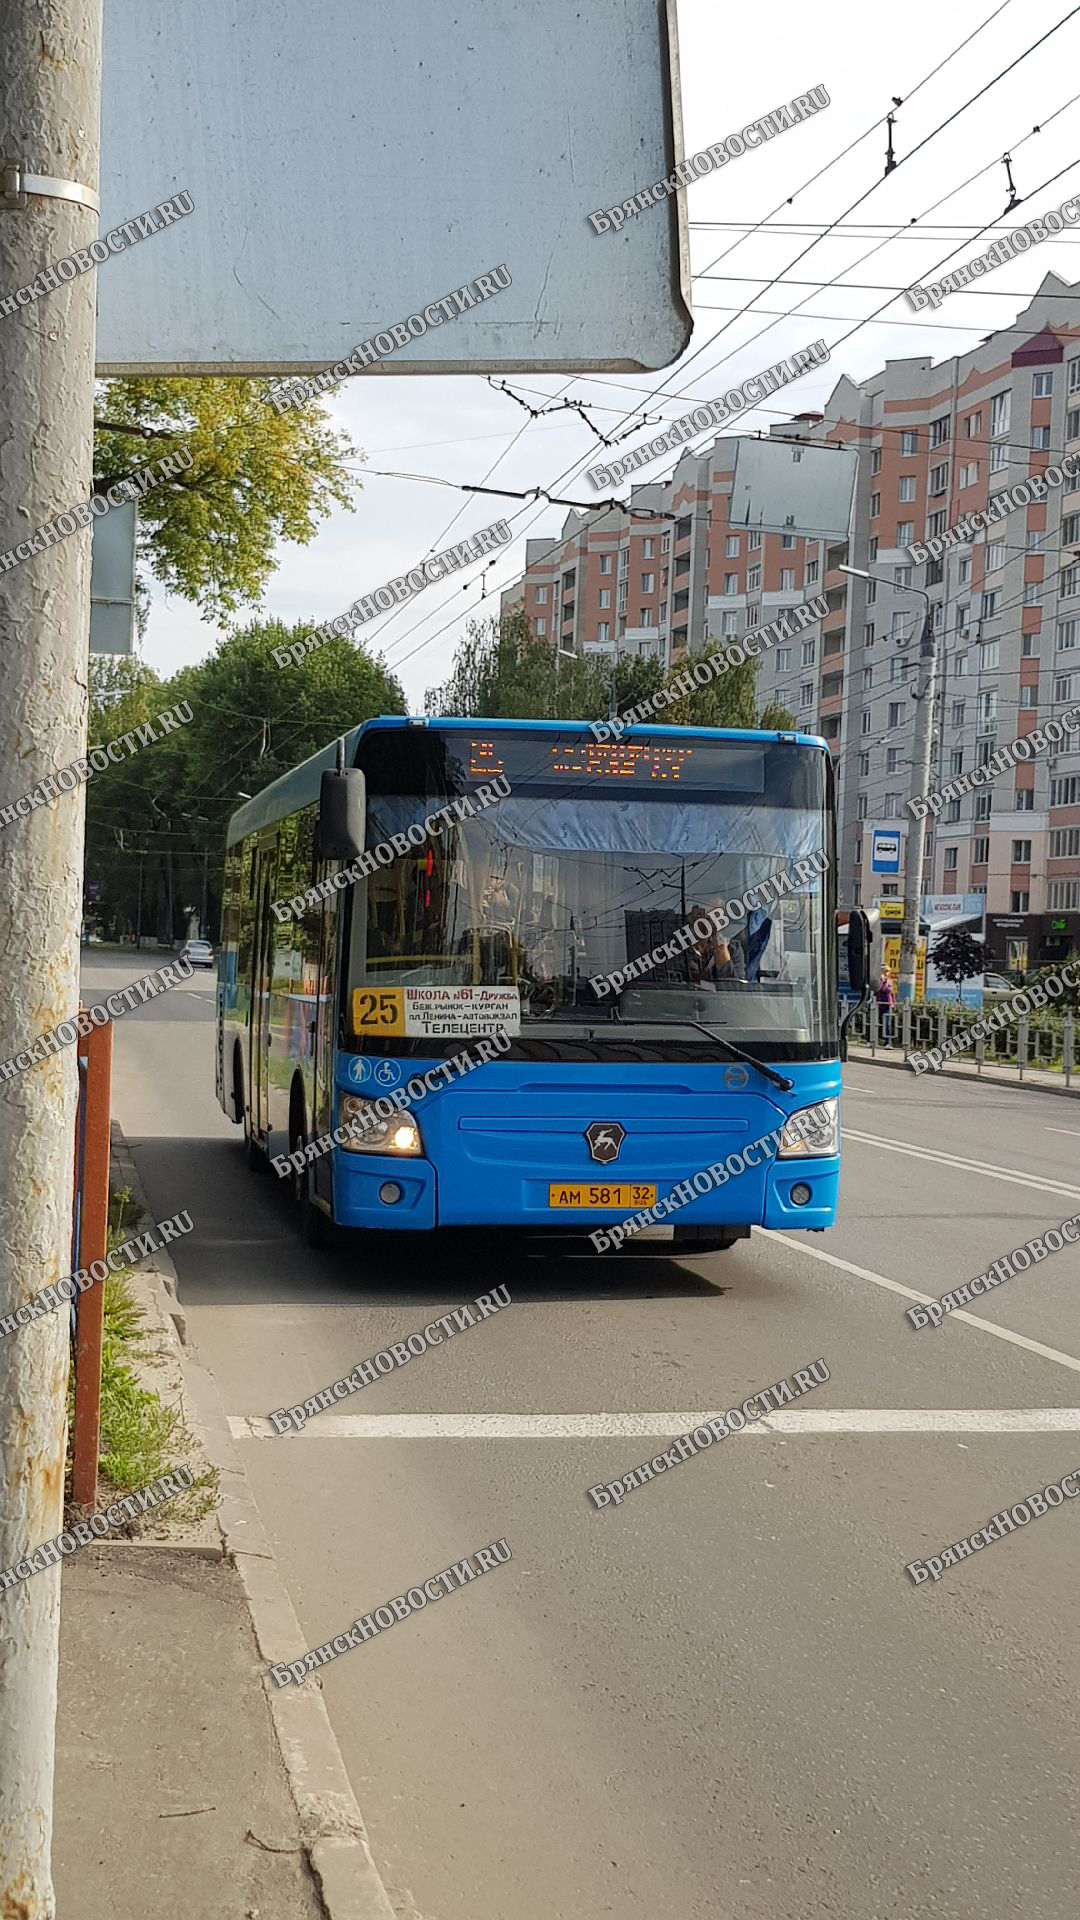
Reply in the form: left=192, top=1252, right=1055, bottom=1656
left=728, top=439, right=857, bottom=541
left=96, top=0, right=691, bottom=375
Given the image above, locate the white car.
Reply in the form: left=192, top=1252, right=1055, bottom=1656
left=178, top=938, right=215, bottom=969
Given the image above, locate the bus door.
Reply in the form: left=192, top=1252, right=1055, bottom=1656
left=251, top=837, right=277, bottom=1143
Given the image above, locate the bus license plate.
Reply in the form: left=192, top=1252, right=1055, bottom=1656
left=548, top=1182, right=657, bottom=1209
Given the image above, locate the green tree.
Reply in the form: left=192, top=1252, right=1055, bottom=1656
left=930, top=926, right=985, bottom=1002
left=84, top=623, right=405, bottom=941
left=93, top=378, right=359, bottom=622
left=426, top=610, right=795, bottom=730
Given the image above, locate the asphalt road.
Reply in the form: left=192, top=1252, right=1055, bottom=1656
left=89, top=950, right=1080, bottom=1920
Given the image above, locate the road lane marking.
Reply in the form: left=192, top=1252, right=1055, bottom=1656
left=760, top=1228, right=1080, bottom=1377
left=228, top=1409, right=1080, bottom=1440
left=1045, top=1127, right=1080, bottom=1137
left=842, top=1127, right=1080, bottom=1203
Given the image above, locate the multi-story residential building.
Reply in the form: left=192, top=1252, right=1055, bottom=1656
left=804, top=272, right=1080, bottom=972
left=500, top=430, right=827, bottom=691
left=502, top=276, right=1080, bottom=972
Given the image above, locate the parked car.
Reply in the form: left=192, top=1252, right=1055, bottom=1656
left=981, top=971, right=1018, bottom=1002
left=178, top=937, right=215, bottom=969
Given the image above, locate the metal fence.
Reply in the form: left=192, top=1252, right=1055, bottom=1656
left=849, top=997, right=1076, bottom=1087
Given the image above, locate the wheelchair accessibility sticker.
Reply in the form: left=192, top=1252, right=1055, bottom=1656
left=347, top=1056, right=403, bottom=1087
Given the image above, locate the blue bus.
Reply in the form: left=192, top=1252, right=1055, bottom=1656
left=216, top=718, right=859, bottom=1254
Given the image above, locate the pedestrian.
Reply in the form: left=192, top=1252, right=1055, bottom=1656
left=875, top=967, right=896, bottom=1043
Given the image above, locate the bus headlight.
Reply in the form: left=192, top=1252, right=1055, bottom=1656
left=777, top=1098, right=839, bottom=1159
left=338, top=1096, right=423, bottom=1156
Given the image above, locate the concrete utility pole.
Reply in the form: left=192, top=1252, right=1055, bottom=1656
left=898, top=597, right=937, bottom=1005
left=0, top=5, right=102, bottom=1914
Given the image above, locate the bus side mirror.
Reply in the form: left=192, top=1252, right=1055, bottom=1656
left=319, top=768, right=366, bottom=861
left=845, top=908, right=870, bottom=996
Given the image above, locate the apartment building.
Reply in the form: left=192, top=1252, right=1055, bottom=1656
left=499, top=431, right=825, bottom=686
left=502, top=274, right=1080, bottom=973
left=797, top=271, right=1080, bottom=973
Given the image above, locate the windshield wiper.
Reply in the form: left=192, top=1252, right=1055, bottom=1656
left=610, top=1013, right=794, bottom=1093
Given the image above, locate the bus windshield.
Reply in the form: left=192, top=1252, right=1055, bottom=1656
left=344, top=731, right=834, bottom=1060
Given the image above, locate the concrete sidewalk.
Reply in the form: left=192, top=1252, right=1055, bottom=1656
left=848, top=1041, right=1080, bottom=1098
left=55, top=1546, right=325, bottom=1920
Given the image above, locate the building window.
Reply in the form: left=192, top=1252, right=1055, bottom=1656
left=944, top=847, right=958, bottom=871
left=1069, top=357, right=1080, bottom=395
left=990, top=441, right=1009, bottom=473
left=931, top=415, right=950, bottom=447
left=1022, top=633, right=1040, bottom=658
left=659, top=599, right=667, bottom=621
left=1032, top=425, right=1052, bottom=451
left=661, top=533, right=671, bottom=553
left=981, top=599, right=999, bottom=630
left=896, top=522, right=914, bottom=547
left=725, top=573, right=737, bottom=595
left=863, top=665, right=873, bottom=691
left=973, top=837, right=989, bottom=865
left=535, top=617, right=546, bottom=636
left=975, top=793, right=991, bottom=821
left=722, top=610, right=738, bottom=636
left=990, top=391, right=1010, bottom=437
left=1011, top=891, right=1029, bottom=913
left=897, top=477, right=914, bottom=503
left=806, top=557, right=819, bottom=583
left=951, top=700, right=966, bottom=728
left=927, top=511, right=946, bottom=539
left=596, top=622, right=608, bottom=644
left=959, top=462, right=978, bottom=489
left=900, top=429, right=918, bottom=455
left=1051, top=775, right=1080, bottom=806
left=882, top=793, right=901, bottom=819
left=950, top=748, right=964, bottom=777
left=864, top=623, right=875, bottom=647
left=861, top=708, right=872, bottom=736
left=781, top=532, right=796, bottom=549
left=1050, top=880, right=1080, bottom=910
left=871, top=448, right=882, bottom=474
left=781, top=568, right=796, bottom=591
left=1015, top=788, right=1034, bottom=811
left=944, top=799, right=961, bottom=823
left=1024, top=582, right=1042, bottom=606
left=642, top=538, right=654, bottom=558
left=859, top=749, right=871, bottom=776
left=868, top=536, right=878, bottom=562
left=641, top=573, right=654, bottom=594
left=964, top=411, right=982, bottom=437
left=1012, top=839, right=1032, bottom=864
left=1062, top=563, right=1080, bottom=599
left=1068, top=408, right=1080, bottom=443
left=1033, top=371, right=1054, bottom=397
left=535, top=585, right=547, bottom=603
left=747, top=565, right=761, bottom=592
left=866, top=578, right=877, bottom=605
left=857, top=793, right=868, bottom=819
left=598, top=556, right=611, bottom=576
left=1050, top=828, right=1080, bottom=857
left=619, top=548, right=628, bottom=573
left=725, top=535, right=739, bottom=557
left=746, top=603, right=760, bottom=628
left=954, top=652, right=968, bottom=676
left=640, top=608, right=654, bottom=628
left=959, top=556, right=972, bottom=584
left=977, top=689, right=998, bottom=729
left=986, top=540, right=1006, bottom=572
left=598, top=588, right=611, bottom=608
left=886, top=745, right=901, bottom=772
left=929, top=462, right=948, bottom=494
left=748, top=530, right=762, bottom=551
left=891, top=610, right=911, bottom=639
left=1058, top=619, right=1079, bottom=651
left=802, top=638, right=816, bottom=666
left=1019, top=688, right=1038, bottom=714
left=888, top=701, right=904, bottom=728
left=800, top=682, right=814, bottom=708
left=894, top=564, right=912, bottom=589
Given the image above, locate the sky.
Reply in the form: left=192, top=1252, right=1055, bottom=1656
left=135, top=0, right=1080, bottom=713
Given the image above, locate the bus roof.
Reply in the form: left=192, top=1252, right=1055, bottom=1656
left=224, top=715, right=828, bottom=847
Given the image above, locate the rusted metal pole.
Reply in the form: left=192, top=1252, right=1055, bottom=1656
left=71, top=1019, right=113, bottom=1509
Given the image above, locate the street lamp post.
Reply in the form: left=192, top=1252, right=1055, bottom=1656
left=842, top=566, right=936, bottom=1004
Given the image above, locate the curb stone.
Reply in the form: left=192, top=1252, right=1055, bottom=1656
left=846, top=1046, right=1080, bottom=1100
left=109, top=1122, right=398, bottom=1920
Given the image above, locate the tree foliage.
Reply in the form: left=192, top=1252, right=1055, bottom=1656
left=84, top=624, right=404, bottom=942
left=426, top=610, right=795, bottom=731
left=94, top=377, right=359, bottom=621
